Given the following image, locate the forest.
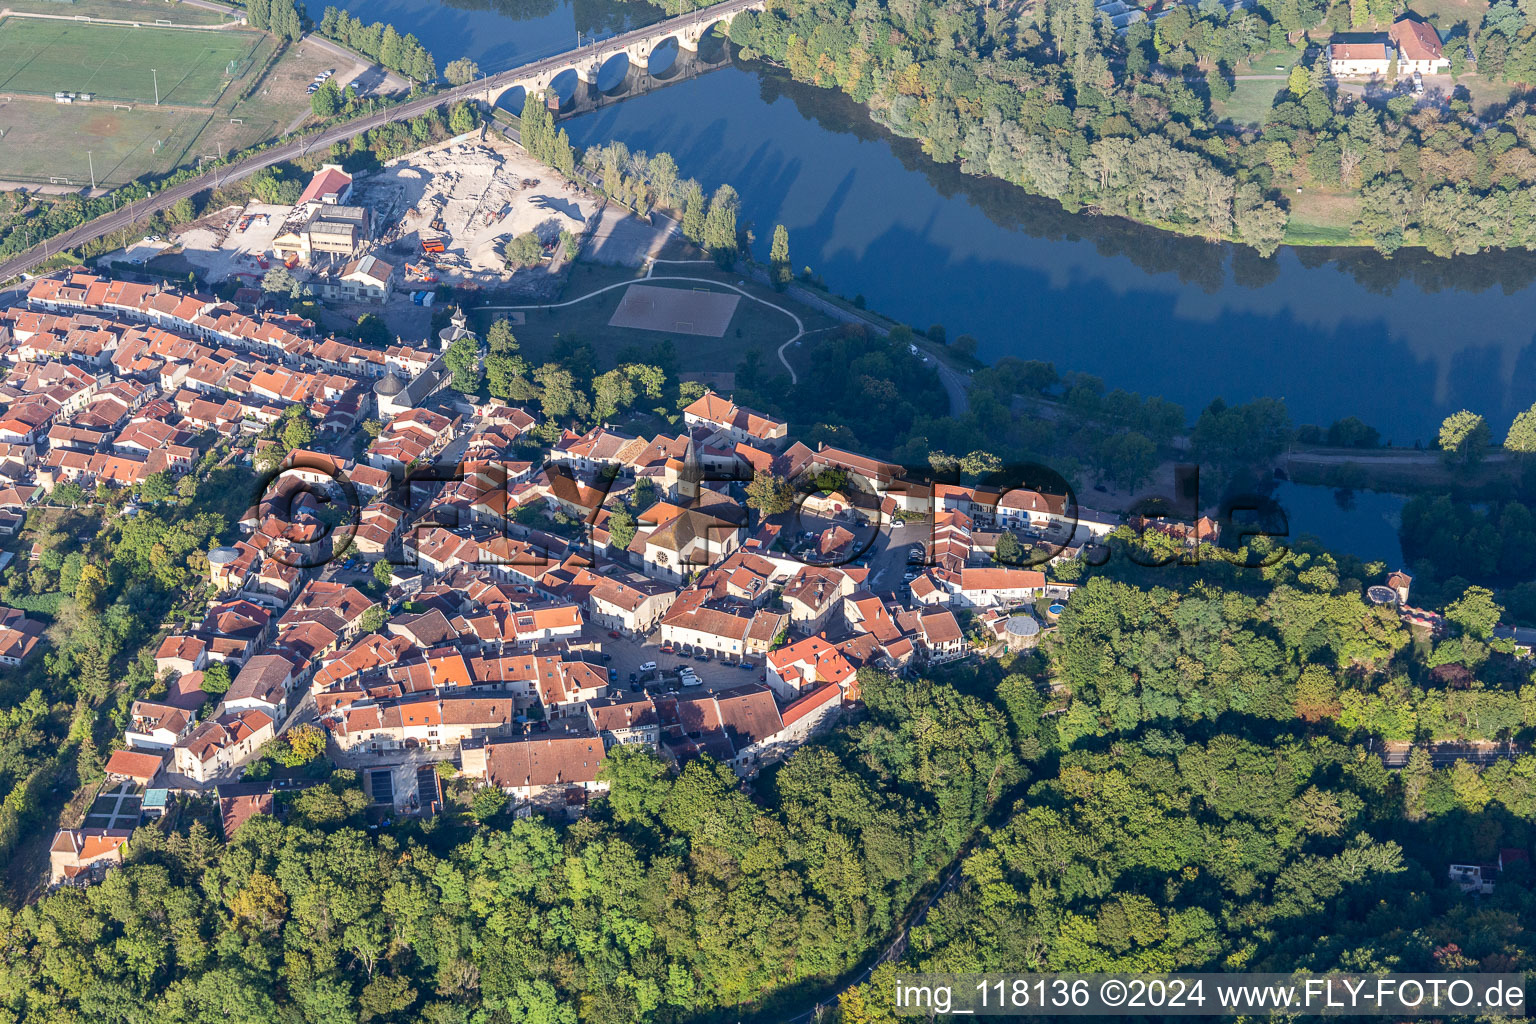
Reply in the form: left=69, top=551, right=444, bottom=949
left=693, top=0, right=1536, bottom=255
left=316, top=7, right=438, bottom=84
left=0, top=436, right=255, bottom=883
left=5, top=546, right=1536, bottom=1021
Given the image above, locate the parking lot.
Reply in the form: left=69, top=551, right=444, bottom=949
left=582, top=624, right=766, bottom=695
left=177, top=202, right=291, bottom=285
left=863, top=520, right=929, bottom=595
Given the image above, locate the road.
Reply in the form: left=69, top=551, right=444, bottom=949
left=1377, top=741, right=1527, bottom=769
left=927, top=352, right=971, bottom=416
left=1286, top=448, right=1511, bottom=466
left=780, top=842, right=969, bottom=1024
left=0, top=0, right=765, bottom=284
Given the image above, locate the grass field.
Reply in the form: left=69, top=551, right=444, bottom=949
left=1404, top=0, right=1488, bottom=33
left=0, top=18, right=262, bottom=106
left=1213, top=77, right=1286, bottom=127
left=0, top=30, right=339, bottom=187
left=3, top=0, right=233, bottom=25
left=1284, top=189, right=1363, bottom=245
left=490, top=262, right=837, bottom=376
left=0, top=99, right=208, bottom=185
left=1233, top=44, right=1305, bottom=76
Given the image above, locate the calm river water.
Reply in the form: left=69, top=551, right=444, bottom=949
left=332, top=0, right=1536, bottom=560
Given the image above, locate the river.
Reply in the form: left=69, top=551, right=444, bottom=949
left=330, top=0, right=1525, bottom=561
left=327, top=0, right=1536, bottom=440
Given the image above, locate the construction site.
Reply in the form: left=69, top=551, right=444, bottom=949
left=357, top=136, right=600, bottom=291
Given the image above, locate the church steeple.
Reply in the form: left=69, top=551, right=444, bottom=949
left=678, top=435, right=702, bottom=502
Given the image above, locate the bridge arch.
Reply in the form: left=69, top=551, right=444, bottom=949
left=595, top=51, right=631, bottom=92
left=647, top=36, right=681, bottom=77
left=495, top=84, right=527, bottom=115
left=480, top=0, right=763, bottom=111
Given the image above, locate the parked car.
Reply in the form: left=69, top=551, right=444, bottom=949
left=740, top=661, right=754, bottom=671
left=607, top=630, right=621, bottom=639
left=638, top=661, right=657, bottom=673
left=607, top=668, right=619, bottom=681
left=694, top=653, right=709, bottom=662
left=659, top=645, right=674, bottom=654
left=681, top=674, right=703, bottom=688
left=629, top=672, right=638, bottom=684
left=599, top=652, right=612, bottom=662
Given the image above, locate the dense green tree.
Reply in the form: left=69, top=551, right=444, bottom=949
left=745, top=472, right=794, bottom=516
left=201, top=662, right=231, bottom=695
left=444, top=334, right=482, bottom=395
left=139, top=471, right=175, bottom=504
left=769, top=223, right=791, bottom=286
left=1439, top=409, right=1489, bottom=466
left=504, top=231, right=545, bottom=269
left=311, top=80, right=343, bottom=118
left=606, top=505, right=637, bottom=549
left=447, top=102, right=477, bottom=135
left=444, top=57, right=481, bottom=85
left=702, top=184, right=740, bottom=263
left=1505, top=403, right=1536, bottom=451
left=1444, top=585, right=1502, bottom=641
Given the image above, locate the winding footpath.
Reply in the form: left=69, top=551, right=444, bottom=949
left=481, top=256, right=812, bottom=383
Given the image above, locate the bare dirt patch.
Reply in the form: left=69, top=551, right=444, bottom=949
left=354, top=136, right=599, bottom=291
left=607, top=283, right=740, bottom=337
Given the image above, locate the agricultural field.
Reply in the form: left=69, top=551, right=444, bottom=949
left=0, top=17, right=262, bottom=106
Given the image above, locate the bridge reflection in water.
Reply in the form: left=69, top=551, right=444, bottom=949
left=483, top=2, right=753, bottom=118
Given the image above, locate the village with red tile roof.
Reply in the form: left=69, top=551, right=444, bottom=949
left=2, top=268, right=1175, bottom=893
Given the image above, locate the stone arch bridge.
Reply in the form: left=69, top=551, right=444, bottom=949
left=482, top=0, right=764, bottom=115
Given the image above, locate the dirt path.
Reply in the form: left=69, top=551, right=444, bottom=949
left=297, top=33, right=410, bottom=95
left=0, top=5, right=245, bottom=27
left=479, top=263, right=812, bottom=382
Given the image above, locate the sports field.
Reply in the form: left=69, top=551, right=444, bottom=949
left=0, top=18, right=262, bottom=106
left=608, top=283, right=741, bottom=337
left=0, top=101, right=207, bottom=186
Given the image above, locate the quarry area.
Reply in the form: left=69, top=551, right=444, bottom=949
left=359, top=137, right=599, bottom=287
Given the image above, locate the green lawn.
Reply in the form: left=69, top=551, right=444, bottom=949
left=1282, top=218, right=1359, bottom=245
left=0, top=99, right=208, bottom=185
left=1234, top=45, right=1304, bottom=76
left=484, top=261, right=837, bottom=376
left=0, top=17, right=262, bottom=106
left=1214, top=77, right=1286, bottom=127
left=2, top=0, right=233, bottom=25
left=1404, top=0, right=1488, bottom=34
